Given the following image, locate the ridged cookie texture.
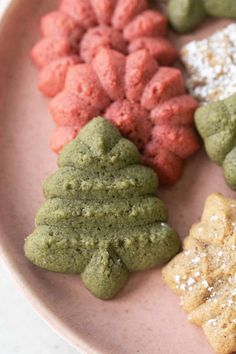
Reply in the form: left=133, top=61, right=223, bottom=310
left=49, top=48, right=199, bottom=186
left=31, top=0, right=175, bottom=97
left=30, top=0, right=200, bottom=186
left=195, top=93, right=236, bottom=190
left=163, top=193, right=236, bottom=354
left=25, top=117, right=180, bottom=300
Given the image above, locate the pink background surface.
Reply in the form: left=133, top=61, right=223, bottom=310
left=0, top=1, right=235, bottom=353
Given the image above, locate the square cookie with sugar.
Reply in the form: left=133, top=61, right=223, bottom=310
left=163, top=193, right=236, bottom=354
left=181, top=24, right=236, bottom=103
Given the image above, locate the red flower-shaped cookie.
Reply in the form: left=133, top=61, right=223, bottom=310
left=49, top=48, right=200, bottom=185
left=30, top=0, right=199, bottom=185
left=30, top=0, right=178, bottom=97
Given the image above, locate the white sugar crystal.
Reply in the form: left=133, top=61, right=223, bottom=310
left=192, top=256, right=201, bottom=265
left=207, top=319, right=217, bottom=326
left=184, top=250, right=190, bottom=256
left=202, top=280, right=209, bottom=288
left=175, top=275, right=181, bottom=283
left=210, top=291, right=216, bottom=298
left=197, top=227, right=203, bottom=233
left=180, top=284, right=186, bottom=291
left=211, top=215, right=219, bottom=222
left=181, top=24, right=236, bottom=103
left=194, top=271, right=201, bottom=277
left=187, top=278, right=195, bottom=286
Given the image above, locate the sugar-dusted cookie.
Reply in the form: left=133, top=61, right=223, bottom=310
left=181, top=24, right=236, bottom=103
left=163, top=193, right=236, bottom=354
left=25, top=117, right=180, bottom=300
left=195, top=93, right=236, bottom=190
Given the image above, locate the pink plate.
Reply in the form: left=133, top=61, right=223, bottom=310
left=0, top=1, right=235, bottom=353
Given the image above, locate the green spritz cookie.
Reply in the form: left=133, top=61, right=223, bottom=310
left=167, top=0, right=236, bottom=33
left=195, top=94, right=236, bottom=190
left=167, top=0, right=206, bottom=33
left=203, top=0, right=236, bottom=18
left=24, top=117, right=180, bottom=300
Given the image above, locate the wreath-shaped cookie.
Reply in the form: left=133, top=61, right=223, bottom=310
left=31, top=0, right=178, bottom=97
left=49, top=48, right=200, bottom=185
left=30, top=0, right=200, bottom=186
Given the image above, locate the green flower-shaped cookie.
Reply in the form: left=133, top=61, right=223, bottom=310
left=195, top=94, right=236, bottom=190
left=167, top=0, right=236, bottom=33
left=24, top=117, right=180, bottom=300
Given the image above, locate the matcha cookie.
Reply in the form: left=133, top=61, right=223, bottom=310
left=167, top=0, right=206, bottom=33
left=163, top=193, right=236, bottom=354
left=204, top=0, right=236, bottom=18
left=167, top=0, right=236, bottom=33
left=195, top=93, right=236, bottom=190
left=24, top=117, right=180, bottom=300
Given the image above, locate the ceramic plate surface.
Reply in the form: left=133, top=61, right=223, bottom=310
left=0, top=1, right=234, bottom=353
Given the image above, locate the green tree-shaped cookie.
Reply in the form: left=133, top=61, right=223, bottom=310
left=195, top=94, right=236, bottom=190
left=24, top=117, right=180, bottom=300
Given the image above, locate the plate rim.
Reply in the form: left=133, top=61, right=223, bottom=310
left=0, top=2, right=99, bottom=353
left=0, top=3, right=226, bottom=354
